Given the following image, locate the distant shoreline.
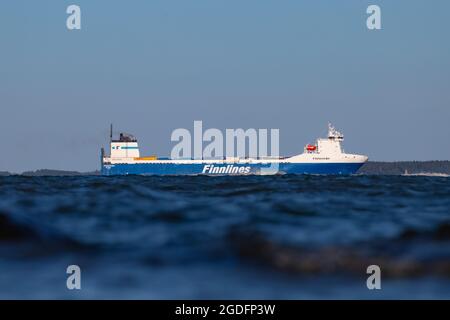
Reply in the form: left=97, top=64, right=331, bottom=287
left=1, top=161, right=450, bottom=176
left=358, top=160, right=450, bottom=175
left=0, top=169, right=100, bottom=177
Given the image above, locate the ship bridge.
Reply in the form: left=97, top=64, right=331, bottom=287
left=316, top=123, right=344, bottom=155
left=110, top=131, right=140, bottom=159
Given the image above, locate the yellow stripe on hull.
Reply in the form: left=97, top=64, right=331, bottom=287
left=134, top=156, right=157, bottom=161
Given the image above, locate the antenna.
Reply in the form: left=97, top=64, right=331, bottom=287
left=110, top=124, right=113, bottom=142
left=327, top=122, right=344, bottom=140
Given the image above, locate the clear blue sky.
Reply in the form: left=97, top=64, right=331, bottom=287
left=1, top=0, right=449, bottom=172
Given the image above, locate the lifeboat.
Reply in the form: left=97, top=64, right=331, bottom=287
left=306, top=144, right=317, bottom=152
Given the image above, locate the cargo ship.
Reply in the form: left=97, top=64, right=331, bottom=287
left=100, top=124, right=368, bottom=176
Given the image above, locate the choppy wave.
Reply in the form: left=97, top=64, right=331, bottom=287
left=0, top=175, right=449, bottom=298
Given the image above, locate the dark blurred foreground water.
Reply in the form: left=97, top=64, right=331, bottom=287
left=0, top=175, right=449, bottom=299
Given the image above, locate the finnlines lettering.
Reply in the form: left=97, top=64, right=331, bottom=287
left=202, top=164, right=251, bottom=174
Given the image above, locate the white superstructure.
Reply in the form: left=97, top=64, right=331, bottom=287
left=285, top=123, right=368, bottom=164
left=110, top=133, right=140, bottom=159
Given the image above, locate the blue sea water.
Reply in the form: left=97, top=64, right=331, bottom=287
left=0, top=175, right=449, bottom=299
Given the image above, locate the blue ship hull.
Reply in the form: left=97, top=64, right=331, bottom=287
left=101, top=162, right=365, bottom=176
